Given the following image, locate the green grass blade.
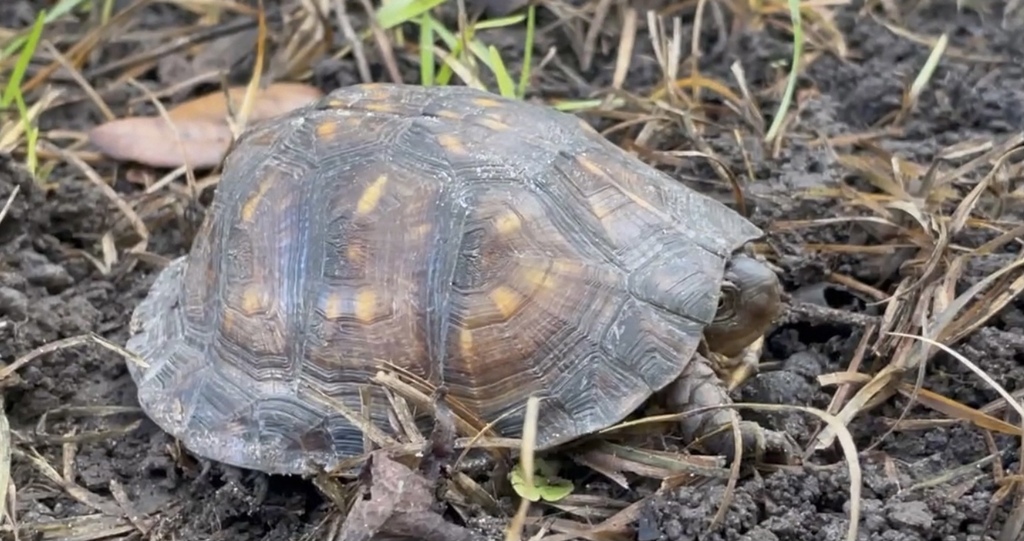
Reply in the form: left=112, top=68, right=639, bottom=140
left=473, top=14, right=526, bottom=30
left=377, top=0, right=447, bottom=30
left=2, top=9, right=46, bottom=108
left=488, top=46, right=515, bottom=98
left=517, top=4, right=536, bottom=99
left=1, top=0, right=82, bottom=59
left=419, top=13, right=436, bottom=86
left=764, top=0, right=803, bottom=143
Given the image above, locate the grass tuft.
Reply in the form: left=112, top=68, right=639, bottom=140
left=1, top=9, right=47, bottom=176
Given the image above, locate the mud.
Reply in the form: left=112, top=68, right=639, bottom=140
left=3, top=0, right=1024, bottom=540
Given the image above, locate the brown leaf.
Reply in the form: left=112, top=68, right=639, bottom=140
left=338, top=451, right=479, bottom=541
left=166, top=82, right=323, bottom=123
left=88, top=83, right=323, bottom=169
left=87, top=116, right=232, bottom=169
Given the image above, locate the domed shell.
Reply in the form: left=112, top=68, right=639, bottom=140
left=126, top=83, right=765, bottom=475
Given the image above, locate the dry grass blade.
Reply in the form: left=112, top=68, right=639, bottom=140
left=888, top=332, right=1024, bottom=422
left=0, top=176, right=18, bottom=532
left=227, top=0, right=268, bottom=140
left=12, top=447, right=122, bottom=517
left=823, top=371, right=1024, bottom=437
left=807, top=134, right=1024, bottom=454
left=370, top=362, right=506, bottom=437
left=894, top=383, right=1024, bottom=437
left=611, top=7, right=637, bottom=90
left=304, top=383, right=401, bottom=450
left=904, top=454, right=998, bottom=493
left=583, top=401, right=862, bottom=541
left=0, top=394, right=8, bottom=531
left=506, top=396, right=540, bottom=541
left=3, top=513, right=141, bottom=541
left=1000, top=485, right=1024, bottom=540
left=0, top=88, right=61, bottom=155
left=573, top=442, right=730, bottom=482
left=43, top=144, right=150, bottom=273
left=890, top=32, right=947, bottom=126
left=0, top=333, right=146, bottom=382
left=741, top=402, right=862, bottom=541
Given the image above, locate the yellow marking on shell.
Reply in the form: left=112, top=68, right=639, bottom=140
left=589, top=197, right=617, bottom=219
left=346, top=242, right=367, bottom=265
left=355, top=288, right=378, bottom=323
left=435, top=109, right=462, bottom=120
left=551, top=259, right=580, bottom=275
left=522, top=266, right=556, bottom=291
left=322, top=98, right=351, bottom=110
left=437, top=133, right=468, bottom=155
left=361, top=84, right=390, bottom=98
left=221, top=309, right=236, bottom=332
left=364, top=101, right=397, bottom=113
left=240, top=286, right=265, bottom=313
left=240, top=176, right=274, bottom=222
left=473, top=97, right=503, bottom=108
left=410, top=223, right=432, bottom=240
left=356, top=175, right=388, bottom=216
left=246, top=129, right=278, bottom=147
left=489, top=285, right=524, bottom=320
left=316, top=118, right=339, bottom=139
left=339, top=115, right=364, bottom=129
left=322, top=292, right=344, bottom=319
left=459, top=328, right=473, bottom=357
left=478, top=117, right=510, bottom=131
left=494, top=211, right=521, bottom=235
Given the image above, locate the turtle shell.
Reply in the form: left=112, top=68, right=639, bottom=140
left=125, top=83, right=765, bottom=475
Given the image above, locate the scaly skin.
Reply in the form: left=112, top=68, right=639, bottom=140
left=704, top=254, right=782, bottom=390
left=661, top=253, right=792, bottom=462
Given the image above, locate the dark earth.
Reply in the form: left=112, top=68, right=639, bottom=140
left=2, top=0, right=1024, bottom=540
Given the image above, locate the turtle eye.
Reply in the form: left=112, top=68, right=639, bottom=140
left=714, top=282, right=739, bottom=322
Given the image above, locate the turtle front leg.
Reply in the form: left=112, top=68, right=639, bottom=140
left=708, top=335, right=764, bottom=392
left=662, top=351, right=794, bottom=463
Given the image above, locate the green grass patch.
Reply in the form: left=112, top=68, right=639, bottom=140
left=1, top=8, right=47, bottom=176
left=374, top=0, right=592, bottom=110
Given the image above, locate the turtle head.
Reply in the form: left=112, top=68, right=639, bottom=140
left=703, top=254, right=782, bottom=358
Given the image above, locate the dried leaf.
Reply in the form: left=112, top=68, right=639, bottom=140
left=337, top=451, right=477, bottom=541
left=165, top=82, right=323, bottom=124
left=87, top=116, right=231, bottom=170
left=88, top=83, right=323, bottom=169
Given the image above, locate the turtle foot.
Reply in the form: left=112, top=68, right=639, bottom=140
left=708, top=335, right=764, bottom=392
left=664, top=351, right=797, bottom=465
left=691, top=419, right=798, bottom=465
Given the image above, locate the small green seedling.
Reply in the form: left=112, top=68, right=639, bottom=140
left=509, top=458, right=573, bottom=503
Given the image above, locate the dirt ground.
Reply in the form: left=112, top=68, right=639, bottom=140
left=3, top=0, right=1024, bottom=540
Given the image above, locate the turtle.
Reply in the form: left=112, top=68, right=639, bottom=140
left=125, top=82, right=790, bottom=476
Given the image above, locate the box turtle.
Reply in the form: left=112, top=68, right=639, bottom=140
left=126, top=83, right=789, bottom=476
